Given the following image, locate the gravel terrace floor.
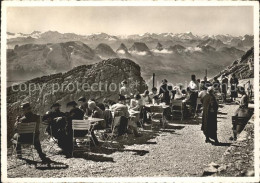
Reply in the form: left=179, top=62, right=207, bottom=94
left=7, top=104, right=238, bottom=177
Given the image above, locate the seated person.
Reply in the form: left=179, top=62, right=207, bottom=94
left=111, top=95, right=141, bottom=137
left=149, top=87, right=158, bottom=104
left=168, top=85, right=176, bottom=101
left=66, top=101, right=85, bottom=135
left=141, top=90, right=151, bottom=105
left=174, top=85, right=186, bottom=100
left=130, top=94, right=143, bottom=111
left=13, top=103, right=50, bottom=162
left=88, top=101, right=106, bottom=145
left=153, top=95, right=161, bottom=105
left=182, top=88, right=192, bottom=116
left=125, top=95, right=131, bottom=108
left=96, top=102, right=106, bottom=111
left=88, top=101, right=104, bottom=119
left=78, top=96, right=91, bottom=117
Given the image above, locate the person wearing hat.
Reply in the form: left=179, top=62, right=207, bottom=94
left=158, top=79, right=170, bottom=105
left=13, top=102, right=50, bottom=162
left=78, top=96, right=91, bottom=117
left=64, top=101, right=86, bottom=157
left=201, top=86, right=219, bottom=144
left=50, top=103, right=65, bottom=120
left=230, top=74, right=239, bottom=102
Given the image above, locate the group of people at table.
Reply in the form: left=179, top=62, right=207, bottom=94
left=12, top=73, right=250, bottom=161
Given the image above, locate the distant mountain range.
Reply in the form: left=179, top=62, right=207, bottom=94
left=7, top=30, right=253, bottom=51
left=6, top=30, right=253, bottom=87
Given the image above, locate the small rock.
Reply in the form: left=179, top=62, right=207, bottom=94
left=246, top=169, right=254, bottom=176
left=209, top=162, right=220, bottom=168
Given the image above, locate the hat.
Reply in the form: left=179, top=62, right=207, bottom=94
left=207, top=86, right=214, bottom=92
left=66, top=101, right=77, bottom=107
left=135, top=94, right=141, bottom=100
left=21, top=102, right=31, bottom=109
left=118, top=95, right=126, bottom=101
left=51, top=103, right=61, bottom=109
left=78, top=96, right=86, bottom=102
left=152, top=87, right=157, bottom=91
left=162, top=79, right=168, bottom=83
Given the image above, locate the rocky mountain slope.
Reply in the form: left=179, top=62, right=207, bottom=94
left=129, top=42, right=153, bottom=56
left=116, top=43, right=132, bottom=58
left=7, top=41, right=102, bottom=83
left=7, top=58, right=147, bottom=141
left=95, top=43, right=118, bottom=59
left=213, top=47, right=254, bottom=80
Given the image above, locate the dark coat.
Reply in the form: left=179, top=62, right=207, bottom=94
left=230, top=77, right=239, bottom=98
left=201, top=93, right=218, bottom=139
left=159, top=84, right=170, bottom=105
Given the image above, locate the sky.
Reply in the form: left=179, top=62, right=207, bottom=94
left=7, top=6, right=254, bottom=36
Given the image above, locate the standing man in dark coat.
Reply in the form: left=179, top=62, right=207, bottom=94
left=201, top=87, right=219, bottom=144
left=230, top=74, right=239, bottom=102
left=159, top=79, right=170, bottom=105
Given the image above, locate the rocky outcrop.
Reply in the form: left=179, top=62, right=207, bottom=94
left=155, top=42, right=163, bottom=51
left=7, top=58, right=147, bottom=141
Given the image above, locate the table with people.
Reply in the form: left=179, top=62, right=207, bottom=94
left=12, top=74, right=253, bottom=162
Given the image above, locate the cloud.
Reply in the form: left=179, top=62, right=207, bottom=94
left=185, top=47, right=202, bottom=52
left=152, top=49, right=173, bottom=54
left=129, top=51, right=147, bottom=56
left=117, top=50, right=126, bottom=54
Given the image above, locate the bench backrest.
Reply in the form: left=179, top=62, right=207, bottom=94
left=17, top=122, right=36, bottom=134
left=150, top=106, right=164, bottom=113
left=72, top=120, right=91, bottom=130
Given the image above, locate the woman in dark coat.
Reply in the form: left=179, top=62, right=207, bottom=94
left=201, top=87, right=219, bottom=144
